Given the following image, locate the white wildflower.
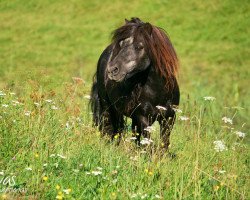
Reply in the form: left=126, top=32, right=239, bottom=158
left=43, top=163, right=48, bottom=167
left=213, top=140, right=228, bottom=152
left=34, top=102, right=40, bottom=106
left=10, top=92, right=15, bottom=95
left=91, top=170, right=102, bottom=176
left=173, top=108, right=182, bottom=113
left=85, top=171, right=91, bottom=175
left=140, top=138, right=153, bottom=145
left=179, top=116, right=189, bottom=121
left=235, top=131, right=246, bottom=138
left=130, top=137, right=137, bottom=140
left=156, top=105, right=167, bottom=111
left=24, top=111, right=31, bottom=116
left=45, top=99, right=53, bottom=103
left=12, top=100, right=21, bottom=106
left=84, top=95, right=91, bottom=99
left=25, top=167, right=32, bottom=171
left=96, top=167, right=103, bottom=171
left=51, top=105, right=59, bottom=110
left=0, top=91, right=6, bottom=96
left=222, top=117, right=233, bottom=124
left=204, top=96, right=216, bottom=101
left=57, top=154, right=66, bottom=159
left=218, top=170, right=226, bottom=174
left=63, top=189, right=71, bottom=195
left=131, top=194, right=138, bottom=198
left=130, top=156, right=138, bottom=161
left=155, top=194, right=162, bottom=199
left=54, top=163, right=59, bottom=168
left=65, top=121, right=70, bottom=130
left=2, top=104, right=9, bottom=108
left=144, top=126, right=155, bottom=133
left=73, top=169, right=79, bottom=173
left=141, top=194, right=148, bottom=199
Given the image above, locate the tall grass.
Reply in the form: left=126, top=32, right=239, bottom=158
left=0, top=0, right=249, bottom=199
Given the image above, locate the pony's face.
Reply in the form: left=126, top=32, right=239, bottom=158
left=107, top=36, right=150, bottom=82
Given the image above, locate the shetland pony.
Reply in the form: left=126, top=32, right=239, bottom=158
left=90, top=17, right=180, bottom=150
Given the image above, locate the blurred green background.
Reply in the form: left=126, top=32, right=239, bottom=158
left=0, top=0, right=249, bottom=118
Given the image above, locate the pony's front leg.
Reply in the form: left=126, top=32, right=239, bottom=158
left=132, top=115, right=152, bottom=145
left=100, top=110, right=115, bottom=138
left=159, top=116, right=175, bottom=150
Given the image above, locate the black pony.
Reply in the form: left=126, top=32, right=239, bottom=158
left=90, top=17, right=180, bottom=150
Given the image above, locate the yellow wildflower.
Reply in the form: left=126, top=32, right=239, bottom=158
left=148, top=171, right=153, bottom=176
left=56, top=185, right=60, bottom=190
left=35, top=153, right=39, bottom=158
left=56, top=194, right=63, bottom=200
left=114, top=134, right=119, bottom=139
left=42, top=176, right=48, bottom=181
left=2, top=194, right=7, bottom=199
left=213, top=185, right=219, bottom=191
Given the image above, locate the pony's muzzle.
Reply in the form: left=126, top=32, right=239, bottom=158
left=107, top=66, right=119, bottom=78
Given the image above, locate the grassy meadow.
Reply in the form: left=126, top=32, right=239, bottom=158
left=0, top=0, right=249, bottom=199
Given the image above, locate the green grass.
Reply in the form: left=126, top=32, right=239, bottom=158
left=0, top=0, right=249, bottom=199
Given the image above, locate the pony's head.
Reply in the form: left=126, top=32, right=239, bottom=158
left=107, top=17, right=179, bottom=90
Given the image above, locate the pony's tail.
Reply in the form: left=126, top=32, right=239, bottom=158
left=90, top=75, right=100, bottom=126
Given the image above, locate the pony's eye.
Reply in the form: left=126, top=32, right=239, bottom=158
left=135, top=44, right=143, bottom=50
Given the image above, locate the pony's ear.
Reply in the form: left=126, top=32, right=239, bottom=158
left=125, top=18, right=129, bottom=24
left=144, top=23, right=153, bottom=35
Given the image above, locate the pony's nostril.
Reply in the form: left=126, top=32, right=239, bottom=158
left=113, top=67, right=119, bottom=74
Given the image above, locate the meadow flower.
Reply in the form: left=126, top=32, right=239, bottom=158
left=0, top=91, right=6, bottom=96
left=43, top=163, right=48, bottom=167
left=25, top=167, right=32, bottom=171
left=144, top=126, right=155, bottom=133
left=130, top=137, right=137, bottom=140
left=203, top=96, right=216, bottom=101
left=173, top=108, right=182, bottom=113
left=56, top=185, right=60, bottom=190
left=34, top=102, right=40, bottom=107
left=0, top=171, right=4, bottom=175
left=179, top=116, right=189, bottom=121
left=218, top=170, right=226, bottom=174
left=213, top=140, right=228, bottom=152
left=45, top=99, right=53, bottom=103
left=42, top=176, right=48, bottom=181
left=65, top=122, right=70, bottom=130
left=57, top=154, right=66, bottom=159
left=54, top=163, right=59, bottom=168
left=56, top=194, right=63, bottom=200
left=222, top=117, right=233, bottom=124
left=84, top=95, right=91, bottom=99
left=235, top=131, right=246, bottom=138
left=96, top=167, right=103, bottom=171
left=92, top=170, right=102, bottom=176
left=114, top=134, right=119, bottom=139
left=73, top=169, right=79, bottom=173
left=35, top=153, right=39, bottom=158
left=141, top=194, right=148, bottom=199
left=156, top=105, right=167, bottom=111
left=2, top=104, right=9, bottom=108
left=140, top=138, right=153, bottom=145
left=130, top=156, right=138, bottom=161
left=51, top=105, right=59, bottom=110
left=12, top=100, right=22, bottom=106
left=63, top=188, right=72, bottom=195
left=85, top=172, right=91, bottom=175
left=10, top=92, right=15, bottom=95
left=24, top=111, right=31, bottom=116
left=155, top=194, right=162, bottom=199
